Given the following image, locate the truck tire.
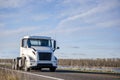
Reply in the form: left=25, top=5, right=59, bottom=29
left=14, top=59, right=18, bottom=70
left=21, top=57, right=25, bottom=68
left=17, top=57, right=22, bottom=70
left=24, top=66, right=30, bottom=71
left=24, top=64, right=30, bottom=72
left=50, top=67, right=56, bottom=72
left=12, top=59, right=15, bottom=70
left=39, top=68, right=42, bottom=71
left=23, top=58, right=30, bottom=71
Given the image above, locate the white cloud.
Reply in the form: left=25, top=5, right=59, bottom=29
left=58, top=0, right=119, bottom=27
left=0, top=0, right=27, bottom=8
left=0, top=26, right=39, bottom=37
left=55, top=0, right=94, bottom=19
left=31, top=14, right=50, bottom=21
left=29, top=0, right=120, bottom=37
left=50, top=0, right=120, bottom=36
left=0, top=0, right=119, bottom=59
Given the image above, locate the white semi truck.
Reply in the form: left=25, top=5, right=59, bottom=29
left=12, top=36, right=59, bottom=72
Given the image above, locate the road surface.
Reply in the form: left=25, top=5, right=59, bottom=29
left=29, top=69, right=120, bottom=80
left=0, top=67, right=119, bottom=80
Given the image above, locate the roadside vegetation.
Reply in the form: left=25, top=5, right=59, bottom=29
left=58, top=58, right=120, bottom=73
left=0, top=58, right=120, bottom=73
left=0, top=58, right=120, bottom=68
left=58, top=58, right=120, bottom=67
left=0, top=68, right=19, bottom=80
left=0, top=68, right=40, bottom=80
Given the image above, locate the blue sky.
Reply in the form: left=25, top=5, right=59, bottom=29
left=0, top=0, right=120, bottom=59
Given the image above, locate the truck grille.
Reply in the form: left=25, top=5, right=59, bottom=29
left=39, top=52, right=51, bottom=61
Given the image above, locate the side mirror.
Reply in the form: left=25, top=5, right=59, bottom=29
left=53, top=40, right=56, bottom=50
left=53, top=40, right=59, bottom=51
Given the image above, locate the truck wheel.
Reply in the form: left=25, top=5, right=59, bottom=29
left=24, top=65, right=30, bottom=71
left=24, top=59, right=30, bottom=71
left=39, top=68, right=42, bottom=71
left=14, top=59, right=18, bottom=70
left=50, top=67, right=56, bottom=72
left=12, top=59, right=15, bottom=70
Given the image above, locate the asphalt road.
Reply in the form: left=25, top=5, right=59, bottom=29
left=0, top=67, right=119, bottom=80
left=29, top=69, right=120, bottom=80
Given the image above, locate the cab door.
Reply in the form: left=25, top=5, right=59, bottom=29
left=20, top=39, right=28, bottom=57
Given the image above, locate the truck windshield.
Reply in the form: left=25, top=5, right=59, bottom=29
left=28, top=39, right=51, bottom=47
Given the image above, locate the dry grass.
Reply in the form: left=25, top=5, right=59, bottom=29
left=0, top=68, right=42, bottom=80
left=58, top=58, right=120, bottom=67
left=0, top=69, right=19, bottom=80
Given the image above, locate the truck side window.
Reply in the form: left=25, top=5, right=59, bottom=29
left=22, top=39, right=28, bottom=48
left=27, top=39, right=31, bottom=48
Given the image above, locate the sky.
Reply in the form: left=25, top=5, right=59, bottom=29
left=0, top=0, right=120, bottom=59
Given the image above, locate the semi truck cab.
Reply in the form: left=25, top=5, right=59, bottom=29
left=12, top=36, right=59, bottom=72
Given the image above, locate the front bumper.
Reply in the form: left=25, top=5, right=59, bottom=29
left=37, top=63, right=54, bottom=68
left=29, top=61, right=57, bottom=68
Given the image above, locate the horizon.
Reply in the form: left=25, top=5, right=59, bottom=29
left=0, top=0, right=120, bottom=59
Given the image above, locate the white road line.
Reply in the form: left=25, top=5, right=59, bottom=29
left=24, top=72, right=64, bottom=80
left=0, top=67, right=64, bottom=80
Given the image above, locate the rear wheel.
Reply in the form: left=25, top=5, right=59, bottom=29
left=14, top=59, right=18, bottom=70
left=12, top=59, right=15, bottom=70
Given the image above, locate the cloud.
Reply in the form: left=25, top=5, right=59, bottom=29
left=56, top=0, right=96, bottom=18
left=49, top=0, right=120, bottom=36
left=0, top=0, right=27, bottom=8
left=58, top=0, right=119, bottom=27
left=29, top=0, right=120, bottom=38
left=31, top=14, right=50, bottom=21
left=0, top=26, right=39, bottom=37
left=0, top=0, right=119, bottom=59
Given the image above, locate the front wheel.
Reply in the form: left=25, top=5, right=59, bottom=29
left=24, top=65, right=30, bottom=71
left=23, top=59, right=30, bottom=71
left=50, top=67, right=56, bottom=72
